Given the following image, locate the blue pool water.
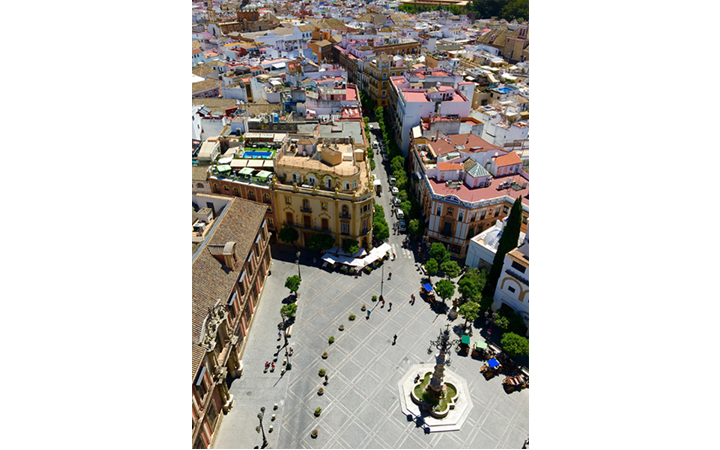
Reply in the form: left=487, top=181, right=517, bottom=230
left=496, top=87, right=511, bottom=94
left=242, top=151, right=272, bottom=158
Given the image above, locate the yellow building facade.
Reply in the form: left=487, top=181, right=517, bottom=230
left=272, top=138, right=375, bottom=250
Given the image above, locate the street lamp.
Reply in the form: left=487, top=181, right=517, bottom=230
left=256, top=406, right=268, bottom=448
left=296, top=251, right=301, bottom=280
left=379, top=264, right=384, bottom=302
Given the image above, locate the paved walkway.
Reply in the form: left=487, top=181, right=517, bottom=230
left=212, top=153, right=529, bottom=449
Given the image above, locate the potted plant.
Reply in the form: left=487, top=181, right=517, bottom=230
left=361, top=304, right=367, bottom=311
left=372, top=295, right=377, bottom=302
left=314, top=407, right=322, bottom=417
left=339, top=324, right=344, bottom=331
left=318, top=387, right=324, bottom=395
left=311, top=429, right=318, bottom=438
left=349, top=313, right=356, bottom=321
left=328, top=336, right=335, bottom=344
left=322, top=351, right=328, bottom=359
left=319, top=368, right=326, bottom=377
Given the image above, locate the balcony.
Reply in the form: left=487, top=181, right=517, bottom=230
left=339, top=213, right=351, bottom=220
left=301, top=207, right=312, bottom=213
left=505, top=269, right=529, bottom=286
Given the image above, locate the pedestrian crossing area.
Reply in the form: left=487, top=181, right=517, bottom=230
left=391, top=243, right=415, bottom=260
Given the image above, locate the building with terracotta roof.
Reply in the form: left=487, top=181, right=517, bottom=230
left=407, top=133, right=528, bottom=258
left=191, top=195, right=272, bottom=449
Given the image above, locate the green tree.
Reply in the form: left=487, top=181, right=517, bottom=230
left=499, top=0, right=529, bottom=21
left=458, top=269, right=486, bottom=302
left=429, top=242, right=451, bottom=264
left=284, top=275, right=301, bottom=297
left=424, top=258, right=438, bottom=282
left=480, top=294, right=494, bottom=312
left=408, top=218, right=422, bottom=237
left=435, top=279, right=455, bottom=306
left=486, top=196, right=523, bottom=295
left=373, top=204, right=390, bottom=241
left=500, top=332, right=529, bottom=358
left=458, top=301, right=482, bottom=332
left=342, top=238, right=360, bottom=255
left=307, top=233, right=335, bottom=251
left=440, top=260, right=461, bottom=280
left=280, top=303, right=297, bottom=318
left=278, top=226, right=299, bottom=244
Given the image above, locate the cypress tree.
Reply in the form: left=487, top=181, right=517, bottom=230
left=486, top=196, right=524, bottom=295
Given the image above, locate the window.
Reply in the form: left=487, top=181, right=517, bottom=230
left=233, top=187, right=239, bottom=196
left=303, top=215, right=311, bottom=227
left=325, top=177, right=332, bottom=189
left=308, top=174, right=316, bottom=185
left=508, top=286, right=516, bottom=293
left=197, top=183, right=204, bottom=189
left=263, top=193, right=271, bottom=204
left=248, top=190, right=255, bottom=201
left=470, top=213, right=476, bottom=222
left=511, top=261, right=527, bottom=273
left=522, top=216, right=528, bottom=224
left=362, top=219, right=368, bottom=232
left=285, top=197, right=291, bottom=205
left=303, top=199, right=310, bottom=210
left=458, top=213, right=464, bottom=222
left=224, top=186, right=229, bottom=191
left=503, top=205, right=509, bottom=214
left=267, top=218, right=274, bottom=228
left=447, top=207, right=453, bottom=215
left=341, top=222, right=350, bottom=235
left=321, top=218, right=329, bottom=231
left=286, top=212, right=294, bottom=224
left=352, top=180, right=357, bottom=189
left=480, top=209, right=486, bottom=220
left=321, top=202, right=327, bottom=210
left=494, top=207, right=500, bottom=217
left=436, top=206, right=442, bottom=216
left=292, top=172, right=299, bottom=183
left=341, top=205, right=349, bottom=217
left=194, top=366, right=208, bottom=403
left=344, top=182, right=350, bottom=190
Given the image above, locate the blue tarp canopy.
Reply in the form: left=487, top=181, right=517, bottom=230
left=423, top=283, right=433, bottom=292
left=488, top=358, right=500, bottom=368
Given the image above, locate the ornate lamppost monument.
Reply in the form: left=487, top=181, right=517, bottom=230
left=397, top=325, right=474, bottom=432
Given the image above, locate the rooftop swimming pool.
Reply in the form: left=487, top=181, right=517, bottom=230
left=241, top=151, right=273, bottom=159
left=496, top=87, right=512, bottom=94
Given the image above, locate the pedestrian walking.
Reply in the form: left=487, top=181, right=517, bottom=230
left=324, top=374, right=329, bottom=385
left=388, top=302, right=392, bottom=311
left=388, top=271, right=392, bottom=280
left=393, top=334, right=397, bottom=345
left=367, top=309, right=371, bottom=319
left=271, top=362, right=275, bottom=371
left=278, top=331, right=282, bottom=340
left=393, top=252, right=396, bottom=260
left=381, top=298, right=385, bottom=307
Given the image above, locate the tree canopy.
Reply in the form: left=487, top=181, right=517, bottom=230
left=435, top=279, right=455, bottom=305
left=424, top=258, right=439, bottom=280
left=342, top=238, right=360, bottom=255
left=458, top=268, right=487, bottom=302
left=373, top=204, right=390, bottom=241
left=307, top=233, right=335, bottom=252
left=278, top=226, right=299, bottom=244
left=280, top=303, right=297, bottom=319
left=429, top=242, right=451, bottom=264
left=284, top=275, right=301, bottom=294
left=458, top=301, right=481, bottom=330
left=408, top=218, right=421, bottom=237
left=440, top=260, right=462, bottom=280
left=500, top=332, right=529, bottom=358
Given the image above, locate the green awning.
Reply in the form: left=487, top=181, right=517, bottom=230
left=461, top=335, right=470, bottom=345
left=239, top=168, right=254, bottom=176
left=474, top=341, right=488, bottom=349
left=256, top=170, right=272, bottom=179
left=216, top=165, right=232, bottom=172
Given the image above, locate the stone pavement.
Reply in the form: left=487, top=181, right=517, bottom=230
left=212, top=153, right=528, bottom=449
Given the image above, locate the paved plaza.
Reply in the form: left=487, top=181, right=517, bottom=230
left=212, top=154, right=529, bottom=449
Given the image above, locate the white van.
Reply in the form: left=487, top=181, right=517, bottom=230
left=396, top=209, right=405, bottom=220
left=389, top=176, right=396, bottom=185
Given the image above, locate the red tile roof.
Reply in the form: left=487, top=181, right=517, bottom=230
left=428, top=174, right=529, bottom=207
left=431, top=133, right=503, bottom=156
left=494, top=152, right=522, bottom=167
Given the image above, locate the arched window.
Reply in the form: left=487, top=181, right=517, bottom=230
left=248, top=190, right=256, bottom=201
left=344, top=182, right=350, bottom=190
left=233, top=187, right=239, bottom=196
left=308, top=174, right=316, bottom=185
left=352, top=180, right=357, bottom=189
left=197, top=183, right=204, bottom=189
left=292, top=172, right=299, bottom=183
left=325, top=177, right=332, bottom=189
left=263, top=193, right=271, bottom=204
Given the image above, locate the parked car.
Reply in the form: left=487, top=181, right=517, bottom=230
left=390, top=186, right=399, bottom=195
left=392, top=197, right=402, bottom=206
left=389, top=176, right=396, bottom=185
left=372, top=141, right=379, bottom=149
left=397, top=220, right=407, bottom=232
left=396, top=209, right=405, bottom=220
